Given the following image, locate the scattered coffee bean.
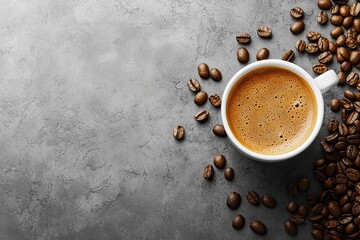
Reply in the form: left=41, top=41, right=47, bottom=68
left=227, top=192, right=241, bottom=209
left=327, top=119, right=339, bottom=132
left=236, top=33, right=251, bottom=44
left=287, top=201, right=298, bottom=213
left=290, top=7, right=304, bottom=19
left=232, top=214, right=245, bottom=230
left=318, top=0, right=332, bottom=10
left=281, top=49, right=295, bottom=62
left=295, top=40, right=306, bottom=52
left=341, top=61, right=352, bottom=73
left=336, top=34, right=346, bottom=47
left=329, top=41, right=337, bottom=53
left=290, top=21, right=305, bottom=34
left=313, top=63, right=328, bottom=74
left=338, top=71, right=346, bottom=85
left=331, top=4, right=340, bottom=14
left=257, top=26, right=272, bottom=38
left=306, top=43, right=319, bottom=54
left=284, top=219, right=297, bottom=236
left=210, top=68, right=222, bottom=81
left=318, top=51, right=333, bottom=64
left=198, top=63, right=210, bottom=79
left=213, top=124, right=226, bottom=137
left=194, top=91, right=208, bottom=106
left=350, top=50, right=360, bottom=65
left=203, top=165, right=214, bottom=180
left=194, top=109, right=209, bottom=122
left=331, top=15, right=344, bottom=26
left=318, top=37, right=329, bottom=52
left=288, top=183, right=299, bottom=198
left=209, top=94, right=221, bottom=107
left=344, top=89, right=356, bottom=101
left=337, top=47, right=349, bottom=62
left=187, top=78, right=201, bottom=93
left=173, top=126, right=185, bottom=140
left=298, top=177, right=310, bottom=192
left=307, top=31, right=322, bottom=41
left=330, top=26, right=344, bottom=39
left=262, top=194, right=277, bottom=208
left=250, top=220, right=267, bottom=235
left=346, top=37, right=357, bottom=49
left=224, top=167, right=234, bottom=181
left=213, top=154, right=226, bottom=169
left=350, top=2, right=360, bottom=17
left=317, top=11, right=328, bottom=25
left=328, top=200, right=341, bottom=217
left=343, top=16, right=354, bottom=28
left=237, top=47, right=249, bottom=64
left=256, top=48, right=270, bottom=61
left=246, top=190, right=260, bottom=205
left=347, top=72, right=359, bottom=86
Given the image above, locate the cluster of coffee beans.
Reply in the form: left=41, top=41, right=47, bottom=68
left=203, top=154, right=235, bottom=181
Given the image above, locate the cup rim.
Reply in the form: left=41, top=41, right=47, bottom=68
left=221, top=59, right=324, bottom=162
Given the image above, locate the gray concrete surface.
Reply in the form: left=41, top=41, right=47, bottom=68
left=0, top=0, right=350, bottom=239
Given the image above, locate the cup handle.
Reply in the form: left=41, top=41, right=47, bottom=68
left=314, top=70, right=338, bottom=94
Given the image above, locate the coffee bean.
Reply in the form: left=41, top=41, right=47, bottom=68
left=287, top=201, right=298, bottom=213
left=331, top=4, right=340, bottom=14
left=314, top=169, right=326, bottom=182
left=318, top=11, right=328, bottom=25
left=347, top=134, right=360, bottom=144
left=339, top=123, right=349, bottom=136
left=262, top=194, right=277, bottom=208
left=290, top=21, right=305, bottom=34
left=250, top=220, right=267, bottom=235
left=290, top=6, right=304, bottom=19
left=335, top=183, right=348, bottom=195
left=203, top=165, right=214, bottom=180
left=328, top=119, right=339, bottom=132
left=346, top=72, right=359, bottom=86
left=312, top=203, right=324, bottom=215
left=340, top=5, right=350, bottom=17
left=187, top=78, right=201, bottom=93
left=341, top=108, right=348, bottom=122
left=308, top=195, right=320, bottom=206
left=318, top=37, right=329, bottom=52
left=307, top=31, right=322, bottom=41
left=354, top=102, right=360, bottom=112
left=257, top=26, right=272, bottom=38
left=312, top=223, right=324, bottom=231
left=339, top=214, right=353, bottom=224
left=325, top=219, right=340, bottom=229
left=325, top=163, right=337, bottom=177
left=350, top=2, right=360, bottom=16
left=352, top=203, right=360, bottom=215
left=309, top=214, right=324, bottom=222
left=329, top=41, right=337, bottom=53
left=357, top=34, right=360, bottom=45
left=318, top=51, right=333, bottom=64
left=194, top=109, right=209, bottom=122
left=284, top=219, right=297, bottom=236
left=338, top=71, right=346, bottom=85
left=354, top=19, right=360, bottom=33
left=347, top=111, right=359, bottom=125
left=256, top=48, right=269, bottom=61
left=198, top=63, right=210, bottom=79
left=237, top=47, right=249, bottom=64
left=232, top=214, right=245, bottom=230
left=306, top=43, right=319, bottom=53
left=209, top=94, right=221, bottom=107
left=336, top=34, right=346, bottom=47
left=347, top=28, right=358, bottom=39
left=331, top=26, right=344, bottom=39
left=321, top=141, right=334, bottom=153
left=224, top=167, right=234, bottom=181
left=291, top=215, right=305, bottom=225
left=236, top=33, right=251, bottom=44
left=330, top=97, right=341, bottom=111
left=213, top=154, right=226, bottom=169
left=346, top=168, right=360, bottom=181
left=246, top=190, right=260, bottom=205
left=298, top=177, right=310, bottom=192
left=344, top=89, right=356, bottom=101
left=311, top=229, right=324, bottom=240
left=210, top=68, right=222, bottom=81
left=330, top=15, right=344, bottom=26
left=173, top=126, right=185, bottom=140
left=346, top=145, right=359, bottom=159
left=343, top=16, right=354, bottom=28
left=213, top=124, right=226, bottom=137
left=318, top=0, right=332, bottom=10
left=328, top=200, right=341, bottom=217
left=227, top=192, right=241, bottom=209
left=350, top=50, right=360, bottom=65
left=313, top=63, right=328, bottom=74
left=341, top=98, right=353, bottom=110
left=346, top=37, right=357, bottom=49
left=288, top=183, right=299, bottom=198
left=341, top=61, right=352, bottom=73
left=281, top=50, right=295, bottom=62
left=298, top=204, right=308, bottom=216
left=337, top=47, right=349, bottom=62
left=194, top=91, right=208, bottom=105
left=295, top=39, right=306, bottom=52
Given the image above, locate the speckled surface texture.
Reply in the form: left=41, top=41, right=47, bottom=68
left=0, top=0, right=349, bottom=239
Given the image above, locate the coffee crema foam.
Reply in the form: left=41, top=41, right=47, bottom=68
left=227, top=67, right=317, bottom=155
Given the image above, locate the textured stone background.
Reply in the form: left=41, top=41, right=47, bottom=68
left=0, top=0, right=349, bottom=239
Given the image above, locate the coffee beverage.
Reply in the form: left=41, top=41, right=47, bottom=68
left=226, top=67, right=317, bottom=155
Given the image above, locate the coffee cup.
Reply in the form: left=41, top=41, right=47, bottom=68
left=221, top=59, right=338, bottom=162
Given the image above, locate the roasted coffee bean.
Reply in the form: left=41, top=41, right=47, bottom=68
left=336, top=174, right=348, bottom=184
left=198, top=63, right=210, bottom=79
left=298, top=177, right=310, bottom=192
left=347, top=134, right=360, bottom=144
left=291, top=7, right=304, bottom=19
left=328, top=119, right=339, bottom=132
left=350, top=2, right=360, bottom=16
left=325, top=163, right=337, bottom=177
left=284, top=219, right=297, bottom=236
left=290, top=215, right=305, bottom=225
left=347, top=28, right=358, bottom=39
left=236, top=33, right=251, bottom=44
left=334, top=183, right=348, bottom=195
left=250, top=220, right=267, bottom=235
left=346, top=37, right=357, bottom=49
left=298, top=204, right=308, bottom=216
left=224, top=167, right=234, bottom=181
left=313, top=223, right=324, bottom=231
left=347, top=72, right=359, bottom=86
left=290, top=21, right=305, bottom=34
left=341, top=109, right=347, bottom=122
left=288, top=183, right=299, bottom=198
left=232, top=214, right=245, bottom=230
left=356, top=182, right=360, bottom=195
left=318, top=11, right=328, bottom=25
left=337, top=71, right=346, bottom=85
left=287, top=201, right=298, bottom=213
left=346, top=168, right=360, bottom=181
left=346, top=145, right=359, bottom=159
left=325, top=132, right=339, bottom=144
left=194, top=91, right=208, bottom=105
left=213, top=154, right=226, bottom=169
left=331, top=26, right=344, bottom=39
left=352, top=203, right=360, bottom=215
left=349, top=125, right=357, bottom=134
left=257, top=26, right=272, bottom=38
left=325, top=219, right=340, bottom=229
left=324, top=178, right=335, bottom=189
left=237, top=47, right=249, bottom=64
left=256, top=48, right=269, bottom=61
left=343, top=16, right=354, bottom=28
left=306, top=43, right=319, bottom=54
left=347, top=111, right=359, bottom=125
left=314, top=158, right=326, bottom=168
left=246, top=190, right=260, bottom=205
left=345, top=223, right=356, bottom=235
left=209, top=94, right=221, bottom=107
left=312, top=204, right=323, bottom=215
left=213, top=124, right=226, bottom=137
left=227, top=192, right=241, bottom=209
left=337, top=47, right=349, bottom=62
left=337, top=162, right=347, bottom=173
left=187, top=78, right=201, bottom=93
left=328, top=200, right=341, bottom=217
left=354, top=102, right=360, bottom=112
left=344, top=89, right=356, bottom=100
left=203, top=165, right=214, bottom=180
left=311, top=229, right=323, bottom=240
left=329, top=41, right=337, bottom=53
left=210, top=68, right=222, bottom=81
left=356, top=82, right=360, bottom=91
left=354, top=19, right=360, bottom=33
left=173, top=126, right=185, bottom=140
left=318, top=51, right=333, bottom=64
left=313, top=63, right=328, bottom=74
left=341, top=61, right=352, bottom=73
left=309, top=214, right=324, bottom=222
left=340, top=5, right=350, bottom=17
left=339, top=123, right=349, bottom=136
left=281, top=50, right=295, bottom=62
left=336, top=34, right=346, bottom=47
left=335, top=141, right=347, bottom=151
left=318, top=0, right=332, bottom=10
left=331, top=15, right=344, bottom=26
left=307, top=31, right=322, bottom=41
left=194, top=109, right=209, bottom=122
left=350, top=50, right=360, bottom=65
left=331, top=4, right=340, bottom=14
left=340, top=214, right=353, bottom=224
left=262, top=194, right=277, bottom=208
left=318, top=37, right=329, bottom=52
left=295, top=39, right=306, bottom=52
left=314, top=169, right=326, bottom=182
left=342, top=157, right=353, bottom=167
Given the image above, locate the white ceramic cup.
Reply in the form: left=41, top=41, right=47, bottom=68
left=221, top=59, right=338, bottom=162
